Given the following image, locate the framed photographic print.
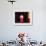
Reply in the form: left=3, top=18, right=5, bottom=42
left=14, top=9, right=32, bottom=26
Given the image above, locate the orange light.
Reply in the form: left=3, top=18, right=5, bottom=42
left=19, top=32, right=25, bottom=34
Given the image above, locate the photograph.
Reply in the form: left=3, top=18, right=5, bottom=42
left=15, top=10, right=32, bottom=26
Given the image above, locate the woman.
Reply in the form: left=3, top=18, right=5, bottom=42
left=20, top=14, right=24, bottom=23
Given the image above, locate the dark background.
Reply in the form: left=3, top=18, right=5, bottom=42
left=15, top=12, right=29, bottom=23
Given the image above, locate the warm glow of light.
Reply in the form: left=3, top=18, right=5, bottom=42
left=19, top=32, right=25, bottom=34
